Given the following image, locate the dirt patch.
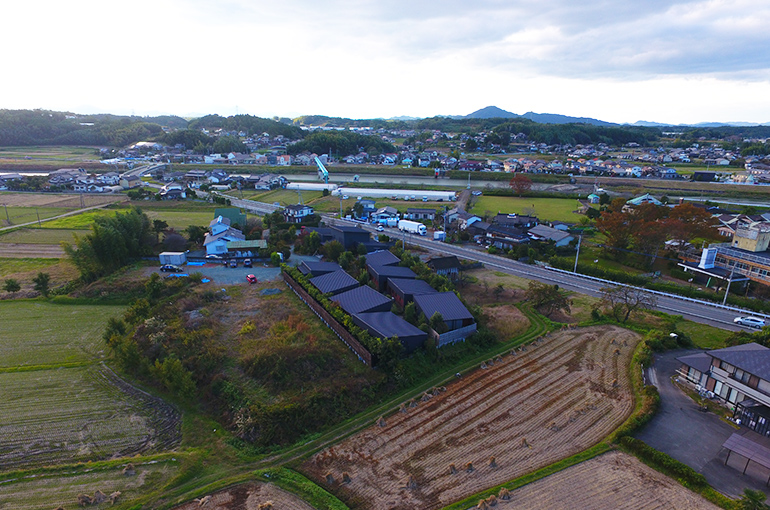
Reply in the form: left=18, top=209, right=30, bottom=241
left=172, top=482, right=315, bottom=510
left=502, top=450, right=719, bottom=509
left=302, top=325, right=640, bottom=510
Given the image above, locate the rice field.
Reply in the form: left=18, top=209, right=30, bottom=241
left=0, top=257, right=62, bottom=277
left=0, top=365, right=181, bottom=469
left=302, top=325, right=640, bottom=510
left=0, top=206, right=71, bottom=226
left=0, top=457, right=179, bottom=510
left=143, top=209, right=219, bottom=230
left=0, top=302, right=124, bottom=368
left=172, top=483, right=316, bottom=510
left=497, top=451, right=719, bottom=509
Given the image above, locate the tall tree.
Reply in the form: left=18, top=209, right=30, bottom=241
left=32, top=272, right=50, bottom=297
left=509, top=174, right=532, bottom=196
left=599, top=285, right=657, bottom=323
left=525, top=281, right=571, bottom=317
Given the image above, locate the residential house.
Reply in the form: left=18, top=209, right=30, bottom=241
left=413, top=292, right=477, bottom=347
left=367, top=264, right=417, bottom=292
left=330, top=225, right=371, bottom=250
left=372, top=206, right=399, bottom=223
left=309, top=270, right=360, bottom=296
left=355, top=199, right=377, bottom=220
left=351, top=312, right=428, bottom=353
left=386, top=278, right=437, bottom=308
left=283, top=204, right=314, bottom=224
left=298, top=261, right=343, bottom=277
left=678, top=343, right=770, bottom=435
left=528, top=225, right=574, bottom=247
left=203, top=216, right=246, bottom=255
left=406, top=208, right=436, bottom=221
left=119, top=175, right=142, bottom=189
left=493, top=213, right=538, bottom=230
left=365, top=249, right=401, bottom=267
left=331, top=285, right=393, bottom=315
left=427, top=256, right=462, bottom=279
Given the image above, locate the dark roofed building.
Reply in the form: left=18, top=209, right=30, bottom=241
left=413, top=292, right=474, bottom=331
left=352, top=312, right=428, bottom=353
left=365, top=249, right=401, bottom=267
left=368, top=264, right=417, bottom=292
left=427, top=256, right=461, bottom=279
left=493, top=213, right=538, bottom=229
left=406, top=208, right=436, bottom=221
left=309, top=270, right=360, bottom=296
left=298, top=261, right=343, bottom=277
left=284, top=203, right=314, bottom=223
left=331, top=286, right=393, bottom=315
left=387, top=278, right=438, bottom=307
left=331, top=225, right=371, bottom=250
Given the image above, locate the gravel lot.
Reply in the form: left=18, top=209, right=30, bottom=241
left=158, top=254, right=323, bottom=285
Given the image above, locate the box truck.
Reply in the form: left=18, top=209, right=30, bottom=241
left=398, top=219, right=427, bottom=236
left=159, top=252, right=187, bottom=265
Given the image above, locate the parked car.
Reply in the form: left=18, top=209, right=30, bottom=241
left=472, top=190, right=483, bottom=196
left=159, top=264, right=182, bottom=272
left=246, top=274, right=257, bottom=284
left=243, top=259, right=252, bottom=268
left=376, top=225, right=384, bottom=232
left=229, top=259, right=238, bottom=268
left=205, top=254, right=222, bottom=260
left=734, top=316, right=766, bottom=329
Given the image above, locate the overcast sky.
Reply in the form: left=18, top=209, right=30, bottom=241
left=3, top=0, right=769, bottom=125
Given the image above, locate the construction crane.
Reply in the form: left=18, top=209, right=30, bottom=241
left=314, top=156, right=329, bottom=185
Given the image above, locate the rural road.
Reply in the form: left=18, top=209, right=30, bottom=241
left=340, top=219, right=754, bottom=333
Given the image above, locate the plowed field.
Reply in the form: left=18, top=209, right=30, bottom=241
left=501, top=451, right=720, bottom=509
left=303, top=325, right=640, bottom=510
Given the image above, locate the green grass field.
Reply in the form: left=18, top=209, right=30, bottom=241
left=0, top=302, right=124, bottom=368
left=0, top=257, right=62, bottom=277
left=470, top=196, right=587, bottom=222
left=0, top=206, right=71, bottom=226
left=144, top=209, right=217, bottom=230
left=40, top=210, right=114, bottom=229
left=0, top=227, right=90, bottom=244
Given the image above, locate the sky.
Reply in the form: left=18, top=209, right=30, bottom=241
left=3, top=0, right=770, bottom=125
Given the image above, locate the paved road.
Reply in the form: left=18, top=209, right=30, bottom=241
left=636, top=350, right=770, bottom=498
left=349, top=221, right=754, bottom=332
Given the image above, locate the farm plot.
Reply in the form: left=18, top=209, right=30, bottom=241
left=0, top=364, right=181, bottom=469
left=499, top=451, right=719, bottom=509
left=303, top=325, right=640, bottom=510
left=0, top=458, right=178, bottom=510
left=0, top=302, right=124, bottom=368
left=0, top=192, right=124, bottom=208
left=0, top=227, right=90, bottom=244
left=173, top=483, right=316, bottom=510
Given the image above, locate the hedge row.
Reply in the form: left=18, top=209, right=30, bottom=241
left=620, top=436, right=708, bottom=488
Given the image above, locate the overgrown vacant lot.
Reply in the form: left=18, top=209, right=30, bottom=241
left=0, top=457, right=178, bottom=510
left=173, top=483, right=315, bottom=510
left=303, top=325, right=640, bottom=510
left=501, top=451, right=719, bottom=509
left=0, top=302, right=123, bottom=367
left=0, top=365, right=180, bottom=469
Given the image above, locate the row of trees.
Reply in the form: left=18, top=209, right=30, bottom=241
left=595, top=200, right=718, bottom=266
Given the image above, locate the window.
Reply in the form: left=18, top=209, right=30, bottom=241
left=735, top=369, right=751, bottom=384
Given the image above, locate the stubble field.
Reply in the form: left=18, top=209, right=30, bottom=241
left=303, top=325, right=640, bottom=510
left=172, top=483, right=317, bottom=510
left=499, top=450, right=720, bottom=509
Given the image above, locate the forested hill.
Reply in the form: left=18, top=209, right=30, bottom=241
left=0, top=110, right=304, bottom=147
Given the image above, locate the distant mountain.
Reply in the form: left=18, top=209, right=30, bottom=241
left=464, top=106, right=614, bottom=126
left=388, top=115, right=421, bottom=121
left=632, top=120, right=768, bottom=128
left=465, top=106, right=518, bottom=119
left=519, top=111, right=615, bottom=126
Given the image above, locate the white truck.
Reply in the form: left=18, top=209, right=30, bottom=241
left=398, top=219, right=427, bottom=236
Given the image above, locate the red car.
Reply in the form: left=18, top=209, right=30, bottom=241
left=246, top=274, right=257, bottom=284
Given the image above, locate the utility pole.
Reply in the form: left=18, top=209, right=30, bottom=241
left=574, top=235, right=582, bottom=273
left=36, top=208, right=41, bottom=226
left=3, top=204, right=9, bottom=225
left=722, top=265, right=736, bottom=306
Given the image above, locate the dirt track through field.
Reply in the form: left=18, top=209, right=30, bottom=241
left=502, top=450, right=720, bottom=509
left=302, top=325, right=640, bottom=510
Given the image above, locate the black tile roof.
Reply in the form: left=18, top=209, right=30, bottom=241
left=309, top=270, right=360, bottom=295
left=708, top=343, right=770, bottom=381
left=369, top=265, right=417, bottom=280
left=298, top=261, right=343, bottom=276
left=331, top=286, right=393, bottom=315
left=352, top=312, right=427, bottom=341
left=676, top=352, right=712, bottom=374
left=414, top=292, right=474, bottom=322
left=365, top=250, right=401, bottom=267
left=387, top=278, right=438, bottom=296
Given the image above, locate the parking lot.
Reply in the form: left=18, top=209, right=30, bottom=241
left=157, top=253, right=323, bottom=285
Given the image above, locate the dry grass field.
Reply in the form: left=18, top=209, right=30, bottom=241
left=302, top=325, right=640, bottom=510
left=499, top=451, right=720, bottom=510
left=173, top=483, right=316, bottom=510
left=0, top=192, right=124, bottom=208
